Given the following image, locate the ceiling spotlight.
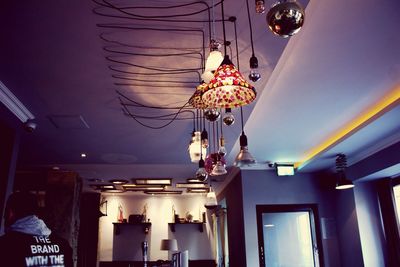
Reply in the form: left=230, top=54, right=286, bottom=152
left=267, top=0, right=305, bottom=38
left=249, top=55, right=261, bottom=82
left=223, top=108, right=235, bottom=126
left=204, top=108, right=221, bottom=122
left=110, top=179, right=129, bottom=185
left=255, top=0, right=266, bottom=14
left=80, top=153, right=87, bottom=158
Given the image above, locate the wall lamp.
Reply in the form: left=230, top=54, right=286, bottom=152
left=273, top=163, right=295, bottom=176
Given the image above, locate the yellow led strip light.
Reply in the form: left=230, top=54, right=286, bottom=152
left=296, top=85, right=400, bottom=170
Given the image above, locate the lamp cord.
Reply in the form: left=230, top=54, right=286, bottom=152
left=221, top=0, right=227, bottom=56
left=245, top=0, right=255, bottom=56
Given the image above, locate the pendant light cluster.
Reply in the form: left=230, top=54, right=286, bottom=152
left=187, top=0, right=262, bottom=180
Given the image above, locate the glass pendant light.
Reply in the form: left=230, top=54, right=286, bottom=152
left=255, top=0, right=266, bottom=13
left=204, top=108, right=221, bottom=122
left=195, top=158, right=208, bottom=182
left=204, top=186, right=218, bottom=209
left=223, top=108, right=235, bottom=126
left=218, top=136, right=227, bottom=157
left=267, top=0, right=305, bottom=38
left=188, top=131, right=206, bottom=163
left=201, top=128, right=209, bottom=148
left=202, top=40, right=224, bottom=83
left=211, top=157, right=227, bottom=176
left=335, top=154, right=354, bottom=190
left=248, top=55, right=261, bottom=82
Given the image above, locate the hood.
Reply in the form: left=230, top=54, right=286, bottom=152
left=7, top=215, right=52, bottom=236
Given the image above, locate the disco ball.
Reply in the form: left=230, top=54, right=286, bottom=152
left=267, top=0, right=305, bottom=38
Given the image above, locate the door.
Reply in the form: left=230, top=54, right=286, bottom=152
left=256, top=204, right=323, bottom=267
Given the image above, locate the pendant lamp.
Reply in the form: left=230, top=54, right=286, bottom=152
left=188, top=131, right=206, bottom=163
left=189, top=83, right=208, bottom=109
left=335, top=154, right=354, bottom=190
left=234, top=107, right=256, bottom=167
left=267, top=0, right=305, bottom=38
left=202, top=55, right=256, bottom=109
left=204, top=186, right=218, bottom=209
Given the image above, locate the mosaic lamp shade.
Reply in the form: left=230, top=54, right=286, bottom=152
left=189, top=82, right=209, bottom=109
left=202, top=56, right=256, bottom=109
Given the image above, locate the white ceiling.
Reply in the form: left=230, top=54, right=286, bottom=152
left=1, top=0, right=399, bottom=191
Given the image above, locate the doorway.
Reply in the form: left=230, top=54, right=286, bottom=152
left=256, top=204, right=323, bottom=267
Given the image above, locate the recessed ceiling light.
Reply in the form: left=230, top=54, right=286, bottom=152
left=90, top=184, right=115, bottom=190
left=101, top=189, right=125, bottom=193
left=81, top=153, right=87, bottom=158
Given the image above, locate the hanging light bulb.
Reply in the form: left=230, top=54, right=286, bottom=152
left=223, top=108, right=235, bottom=126
left=204, top=186, right=218, bottom=209
left=188, top=131, right=207, bottom=163
left=255, top=0, right=266, bottom=14
left=211, top=155, right=227, bottom=176
left=267, top=0, right=305, bottom=38
left=201, top=128, right=209, bottom=148
left=202, top=39, right=224, bottom=83
left=249, top=55, right=261, bottom=82
left=204, top=108, right=221, bottom=122
left=218, top=136, right=227, bottom=157
left=195, top=158, right=208, bottom=182
left=234, top=133, right=256, bottom=167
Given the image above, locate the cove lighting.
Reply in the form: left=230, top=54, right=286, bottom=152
left=296, top=86, right=400, bottom=170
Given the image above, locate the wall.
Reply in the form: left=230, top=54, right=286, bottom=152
left=353, top=181, right=387, bottom=267
left=239, top=170, right=345, bottom=267
left=98, top=194, right=214, bottom=263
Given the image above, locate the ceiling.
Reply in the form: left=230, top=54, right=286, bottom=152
left=1, top=0, right=400, bottom=192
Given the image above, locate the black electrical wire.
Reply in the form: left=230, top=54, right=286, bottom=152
left=245, top=0, right=256, bottom=56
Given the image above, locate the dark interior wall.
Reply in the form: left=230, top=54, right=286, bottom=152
left=218, top=171, right=246, bottom=267
left=334, top=187, right=364, bottom=267
left=239, top=170, right=347, bottom=267
left=78, top=193, right=100, bottom=267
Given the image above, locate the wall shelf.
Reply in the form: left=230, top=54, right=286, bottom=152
left=168, top=222, right=204, bottom=232
left=113, top=222, right=151, bottom=235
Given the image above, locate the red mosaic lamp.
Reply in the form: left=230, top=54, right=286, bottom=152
left=189, top=82, right=209, bottom=109
left=202, top=55, right=256, bottom=108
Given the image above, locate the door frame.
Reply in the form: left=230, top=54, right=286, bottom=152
left=256, top=204, right=324, bottom=267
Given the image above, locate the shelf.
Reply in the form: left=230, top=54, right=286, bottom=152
left=168, top=222, right=204, bottom=232
left=113, top=222, right=151, bottom=235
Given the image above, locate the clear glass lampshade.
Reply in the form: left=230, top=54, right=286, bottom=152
left=204, top=189, right=218, bottom=209
left=211, top=161, right=227, bottom=176
left=205, top=51, right=224, bottom=72
left=218, top=136, right=227, bottom=156
left=256, top=0, right=266, bottom=13
left=188, top=131, right=207, bottom=163
left=223, top=109, right=235, bottom=126
left=267, top=0, right=305, bottom=38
